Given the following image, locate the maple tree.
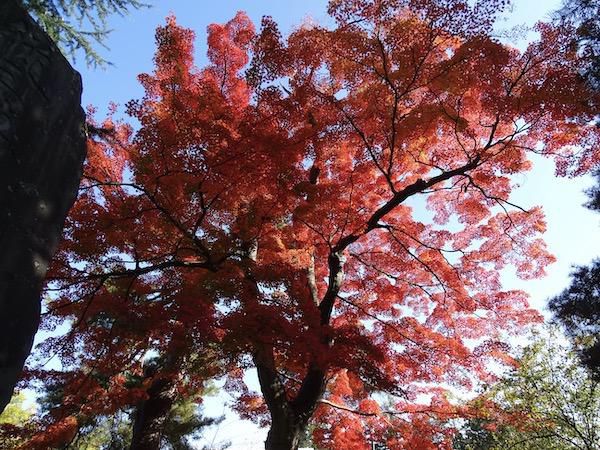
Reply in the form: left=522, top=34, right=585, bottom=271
left=22, top=0, right=600, bottom=449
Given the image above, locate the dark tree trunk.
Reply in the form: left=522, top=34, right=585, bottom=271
left=0, top=0, right=86, bottom=413
left=130, top=364, right=178, bottom=450
left=265, top=412, right=305, bottom=450
left=255, top=351, right=326, bottom=450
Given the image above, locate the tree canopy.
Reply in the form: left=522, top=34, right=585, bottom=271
left=20, top=0, right=600, bottom=448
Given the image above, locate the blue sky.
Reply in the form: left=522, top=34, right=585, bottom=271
left=61, top=1, right=599, bottom=448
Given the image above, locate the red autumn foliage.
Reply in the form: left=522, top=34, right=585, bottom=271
left=26, top=0, right=599, bottom=448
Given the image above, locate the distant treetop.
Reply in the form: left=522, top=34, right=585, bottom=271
left=555, top=0, right=600, bottom=90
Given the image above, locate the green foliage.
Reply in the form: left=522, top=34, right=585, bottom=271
left=453, top=419, right=503, bottom=450
left=20, top=0, right=148, bottom=67
left=453, top=418, right=571, bottom=450
left=161, top=393, right=225, bottom=450
left=550, top=260, right=600, bottom=379
left=68, top=412, right=133, bottom=449
left=61, top=395, right=225, bottom=449
left=0, top=392, right=32, bottom=426
left=453, top=328, right=600, bottom=449
left=0, top=392, right=33, bottom=448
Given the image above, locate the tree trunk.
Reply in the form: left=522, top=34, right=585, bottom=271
left=265, top=412, right=305, bottom=450
left=130, top=364, right=178, bottom=450
left=0, top=0, right=86, bottom=413
left=255, top=352, right=325, bottom=450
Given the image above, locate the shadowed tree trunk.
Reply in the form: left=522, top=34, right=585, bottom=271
left=265, top=413, right=305, bottom=450
left=255, top=349, right=327, bottom=450
left=245, top=244, right=331, bottom=450
left=130, top=360, right=179, bottom=450
left=0, top=0, right=86, bottom=413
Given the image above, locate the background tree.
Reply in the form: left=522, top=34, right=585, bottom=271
left=20, top=0, right=148, bottom=67
left=452, top=419, right=505, bottom=450
left=453, top=328, right=600, bottom=450
left=25, top=0, right=600, bottom=449
left=65, top=395, right=225, bottom=450
left=25, top=367, right=224, bottom=449
left=554, top=0, right=599, bottom=89
left=0, top=392, right=33, bottom=448
left=0, top=392, right=32, bottom=427
left=548, top=0, right=600, bottom=378
left=549, top=257, right=600, bottom=379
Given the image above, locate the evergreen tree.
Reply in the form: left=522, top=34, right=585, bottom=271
left=555, top=0, right=600, bottom=89
left=550, top=258, right=600, bottom=378
left=20, top=0, right=148, bottom=66
left=549, top=0, right=600, bottom=380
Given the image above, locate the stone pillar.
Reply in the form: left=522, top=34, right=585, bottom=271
left=0, top=0, right=86, bottom=413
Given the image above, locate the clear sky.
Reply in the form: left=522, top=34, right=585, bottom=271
left=62, top=1, right=599, bottom=448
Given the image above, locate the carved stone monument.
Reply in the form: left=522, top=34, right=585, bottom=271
left=0, top=0, right=86, bottom=413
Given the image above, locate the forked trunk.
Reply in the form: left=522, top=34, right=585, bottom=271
left=256, top=353, right=326, bottom=450
left=264, top=412, right=306, bottom=450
